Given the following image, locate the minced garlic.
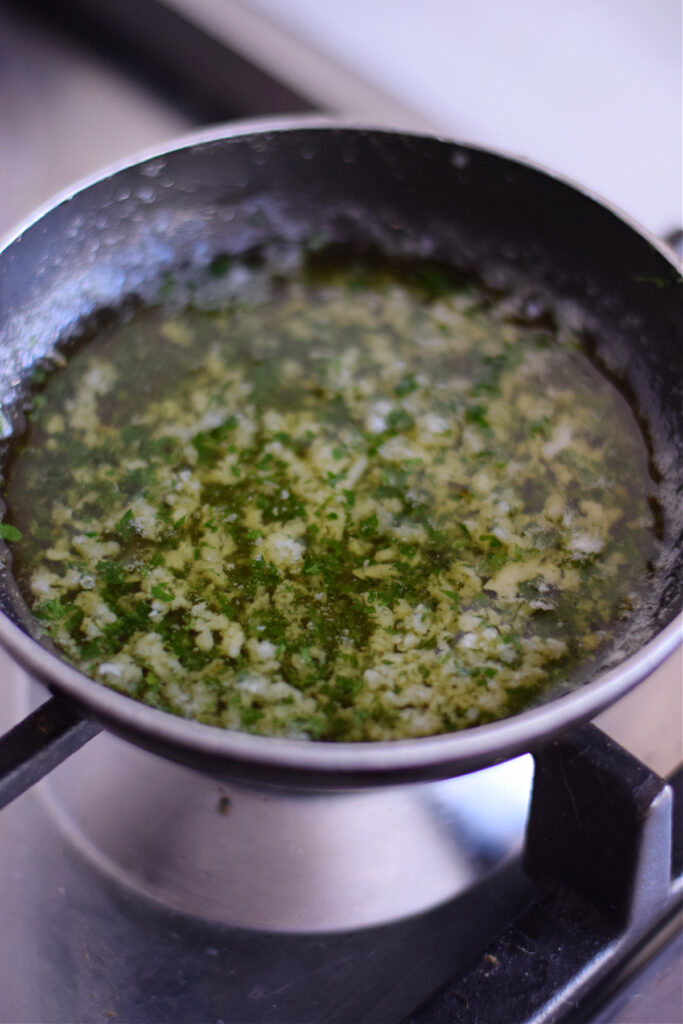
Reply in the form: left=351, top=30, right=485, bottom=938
left=4, top=257, right=658, bottom=741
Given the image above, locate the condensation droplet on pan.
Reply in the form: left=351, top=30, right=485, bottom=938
left=142, top=160, right=166, bottom=178
left=116, top=186, right=131, bottom=202
left=415, top=237, right=435, bottom=258
left=451, top=150, right=470, bottom=170
left=137, top=185, right=155, bottom=204
left=521, top=295, right=548, bottom=322
left=248, top=137, right=271, bottom=166
left=299, top=143, right=315, bottom=161
left=161, top=178, right=175, bottom=189
left=339, top=139, right=357, bottom=164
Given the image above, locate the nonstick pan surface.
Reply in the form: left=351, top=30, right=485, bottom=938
left=0, top=120, right=680, bottom=788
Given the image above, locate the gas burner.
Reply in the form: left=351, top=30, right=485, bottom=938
left=0, top=663, right=680, bottom=1023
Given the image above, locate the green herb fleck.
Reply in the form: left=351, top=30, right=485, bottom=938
left=0, top=523, right=23, bottom=542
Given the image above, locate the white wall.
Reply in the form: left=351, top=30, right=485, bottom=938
left=236, top=0, right=682, bottom=237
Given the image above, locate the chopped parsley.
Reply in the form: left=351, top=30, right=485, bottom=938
left=3, top=255, right=659, bottom=742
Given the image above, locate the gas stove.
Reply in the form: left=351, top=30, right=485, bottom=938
left=1, top=651, right=681, bottom=1023
left=0, top=4, right=681, bottom=1021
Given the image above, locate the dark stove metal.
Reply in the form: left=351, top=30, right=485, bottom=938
left=0, top=694, right=98, bottom=811
left=407, top=727, right=682, bottom=1023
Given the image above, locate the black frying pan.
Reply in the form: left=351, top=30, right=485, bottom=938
left=0, top=120, right=680, bottom=791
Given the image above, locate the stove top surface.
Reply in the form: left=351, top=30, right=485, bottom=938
left=1, top=652, right=680, bottom=1023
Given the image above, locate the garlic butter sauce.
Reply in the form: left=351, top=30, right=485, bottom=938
left=4, top=255, right=659, bottom=741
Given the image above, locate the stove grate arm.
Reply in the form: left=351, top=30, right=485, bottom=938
left=0, top=693, right=99, bottom=811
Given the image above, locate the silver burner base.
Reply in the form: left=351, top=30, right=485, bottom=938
left=0, top=789, right=534, bottom=1023
left=26, top=676, right=532, bottom=933
left=1, top=670, right=537, bottom=1022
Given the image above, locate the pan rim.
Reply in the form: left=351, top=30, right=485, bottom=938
left=2, top=114, right=680, bottom=269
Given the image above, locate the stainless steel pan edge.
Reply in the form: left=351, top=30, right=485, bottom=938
left=0, top=117, right=680, bottom=789
left=0, top=603, right=679, bottom=787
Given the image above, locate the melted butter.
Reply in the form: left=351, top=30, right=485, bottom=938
left=3, top=258, right=659, bottom=740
